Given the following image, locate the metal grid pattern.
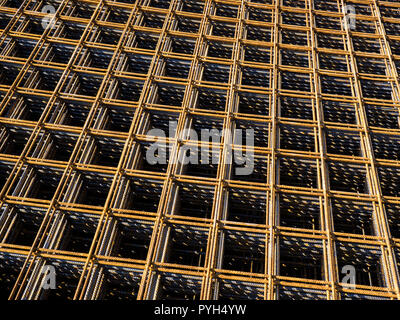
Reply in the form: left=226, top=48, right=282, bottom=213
left=0, top=0, right=400, bottom=300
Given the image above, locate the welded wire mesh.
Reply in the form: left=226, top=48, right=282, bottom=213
left=0, top=0, right=399, bottom=300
